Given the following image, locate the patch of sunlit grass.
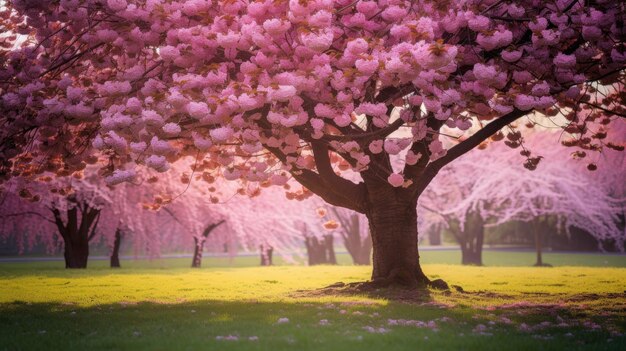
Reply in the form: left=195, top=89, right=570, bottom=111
left=1, top=264, right=625, bottom=351
left=1, top=265, right=624, bottom=308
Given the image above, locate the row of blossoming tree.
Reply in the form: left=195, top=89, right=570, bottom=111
left=1, top=0, right=625, bottom=288
left=419, top=123, right=625, bottom=266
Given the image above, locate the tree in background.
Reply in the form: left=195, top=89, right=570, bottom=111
left=190, top=220, right=226, bottom=268
left=298, top=211, right=338, bottom=265
left=1, top=1, right=624, bottom=288
left=327, top=207, right=372, bottom=265
left=421, top=127, right=626, bottom=266
left=0, top=175, right=116, bottom=268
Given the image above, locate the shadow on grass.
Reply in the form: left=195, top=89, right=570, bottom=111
left=1, top=298, right=623, bottom=351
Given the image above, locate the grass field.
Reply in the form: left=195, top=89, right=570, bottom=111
left=3, top=248, right=626, bottom=269
left=1, top=253, right=625, bottom=351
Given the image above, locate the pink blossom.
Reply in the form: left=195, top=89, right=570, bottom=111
left=387, top=173, right=404, bottom=187
left=356, top=103, right=387, bottom=117
left=104, top=131, right=127, bottom=153
left=186, top=102, right=210, bottom=120
left=210, top=127, right=234, bottom=142
left=356, top=1, right=378, bottom=16
left=384, top=140, right=402, bottom=155
left=346, top=38, right=368, bottom=55
left=97, top=81, right=132, bottom=96
left=406, top=151, right=422, bottom=165
left=369, top=140, right=383, bottom=154
left=270, top=85, right=297, bottom=102
left=528, top=18, right=548, bottom=32
left=381, top=6, right=407, bottom=22
left=355, top=59, right=379, bottom=76
left=130, top=141, right=146, bottom=153
left=513, top=71, right=533, bottom=84
left=501, top=50, right=523, bottom=63
left=263, top=19, right=290, bottom=36
left=553, top=53, right=576, bottom=68
left=159, top=46, right=180, bottom=61
left=308, top=10, right=332, bottom=27
left=107, top=0, right=127, bottom=12
left=162, top=123, right=181, bottom=136
left=150, top=137, right=172, bottom=155
left=104, top=169, right=135, bottom=185
left=476, top=30, right=513, bottom=51
left=145, top=155, right=169, bottom=172
left=334, top=114, right=351, bottom=127
left=216, top=31, right=240, bottom=49
left=310, top=118, right=324, bottom=130
left=192, top=132, right=212, bottom=150
left=142, top=109, right=163, bottom=126
left=65, top=103, right=94, bottom=119
left=514, top=95, right=536, bottom=111
left=582, top=26, right=602, bottom=41
left=531, top=81, right=551, bottom=96
left=314, top=103, right=335, bottom=118
left=300, top=30, right=333, bottom=52
left=468, top=15, right=490, bottom=31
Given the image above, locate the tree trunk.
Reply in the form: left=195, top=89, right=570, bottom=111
left=110, top=229, right=122, bottom=268
left=51, top=201, right=100, bottom=269
left=428, top=228, right=442, bottom=246
left=191, top=220, right=225, bottom=268
left=533, top=218, right=544, bottom=266
left=63, top=236, right=89, bottom=269
left=325, top=234, right=337, bottom=264
left=460, top=212, right=484, bottom=266
left=260, top=244, right=273, bottom=266
left=365, top=187, right=432, bottom=288
left=340, top=214, right=372, bottom=265
left=305, top=234, right=337, bottom=265
left=192, top=237, right=204, bottom=268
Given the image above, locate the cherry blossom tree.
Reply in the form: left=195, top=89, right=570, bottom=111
left=1, top=1, right=625, bottom=287
left=420, top=127, right=626, bottom=266
left=0, top=175, right=117, bottom=268
left=325, top=206, right=372, bottom=265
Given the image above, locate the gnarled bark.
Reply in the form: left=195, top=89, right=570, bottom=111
left=364, top=183, right=434, bottom=288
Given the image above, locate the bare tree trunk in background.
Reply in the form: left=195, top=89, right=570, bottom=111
left=110, top=228, right=122, bottom=268
left=51, top=198, right=100, bottom=269
left=333, top=211, right=372, bottom=265
left=304, top=233, right=337, bottom=265
left=191, top=220, right=226, bottom=268
left=260, top=244, right=273, bottom=266
left=459, top=212, right=484, bottom=266
left=533, top=217, right=547, bottom=266
left=325, top=234, right=337, bottom=264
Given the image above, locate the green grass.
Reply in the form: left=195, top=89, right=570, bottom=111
left=1, top=260, right=625, bottom=350
left=3, top=249, right=625, bottom=271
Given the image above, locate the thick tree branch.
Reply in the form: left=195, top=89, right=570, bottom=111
left=416, top=109, right=528, bottom=195
left=202, top=219, right=226, bottom=238
left=87, top=210, right=101, bottom=242
left=49, top=207, right=68, bottom=240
